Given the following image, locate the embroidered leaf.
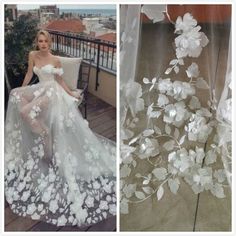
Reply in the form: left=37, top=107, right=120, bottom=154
left=165, top=67, right=172, bottom=75
left=132, top=160, right=137, bottom=168
left=179, top=135, right=186, bottom=145
left=135, top=191, right=145, bottom=199
left=128, top=135, right=141, bottom=145
left=189, top=96, right=201, bottom=110
left=154, top=126, right=162, bottom=135
left=152, top=77, right=157, bottom=84
left=163, top=140, right=175, bottom=151
left=196, top=77, right=209, bottom=89
left=142, top=186, right=154, bottom=194
left=152, top=167, right=167, bottom=180
left=143, top=179, right=150, bottom=185
left=205, top=150, right=217, bottom=165
left=143, top=129, right=154, bottom=137
left=168, top=178, right=180, bottom=194
left=143, top=77, right=150, bottom=84
left=165, top=124, right=171, bottom=135
left=169, top=59, right=178, bottom=65
left=174, top=128, right=180, bottom=139
left=174, top=66, right=179, bottom=74
left=157, top=185, right=164, bottom=200
left=186, top=62, right=199, bottom=78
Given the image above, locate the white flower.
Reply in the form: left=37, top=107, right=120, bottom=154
left=57, top=214, right=67, bottom=226
left=120, top=142, right=136, bottom=163
left=25, top=158, right=35, bottom=170
left=121, top=80, right=144, bottom=117
left=174, top=13, right=209, bottom=59
left=26, top=203, right=36, bottom=215
left=99, top=200, right=109, bottom=210
left=75, top=209, right=88, bottom=225
left=103, top=183, right=113, bottom=193
left=123, top=183, right=136, bottom=198
left=186, top=114, right=212, bottom=143
left=191, top=167, right=213, bottom=193
left=175, top=25, right=209, bottom=58
left=109, top=204, right=116, bottom=215
left=49, top=199, right=59, bottom=213
left=85, top=196, right=94, bottom=208
left=170, top=81, right=195, bottom=101
left=168, top=148, right=194, bottom=173
left=42, top=190, right=51, bottom=203
left=158, top=78, right=172, bottom=93
left=175, top=13, right=197, bottom=33
left=32, top=213, right=40, bottom=220
left=157, top=94, right=169, bottom=107
left=214, top=169, right=226, bottom=183
left=147, top=103, right=161, bottom=119
left=137, top=137, right=159, bottom=159
left=38, top=204, right=44, bottom=212
left=21, top=190, right=30, bottom=202
left=17, top=181, right=26, bottom=192
left=164, top=101, right=189, bottom=127
left=48, top=171, right=56, bottom=183
left=93, top=181, right=100, bottom=190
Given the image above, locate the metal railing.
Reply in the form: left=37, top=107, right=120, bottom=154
left=48, top=30, right=116, bottom=90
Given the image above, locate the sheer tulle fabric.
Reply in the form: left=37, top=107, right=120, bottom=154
left=5, top=64, right=116, bottom=227
left=120, top=5, right=231, bottom=231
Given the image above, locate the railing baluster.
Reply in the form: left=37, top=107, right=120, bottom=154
left=111, top=46, right=115, bottom=71
left=95, top=39, right=101, bottom=91
left=48, top=31, right=116, bottom=91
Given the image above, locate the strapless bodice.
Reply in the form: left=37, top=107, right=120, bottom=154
left=33, top=64, right=64, bottom=82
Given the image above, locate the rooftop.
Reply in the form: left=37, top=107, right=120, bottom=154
left=43, top=19, right=85, bottom=33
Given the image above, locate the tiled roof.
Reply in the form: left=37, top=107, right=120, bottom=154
left=96, top=33, right=116, bottom=43
left=43, top=19, right=85, bottom=33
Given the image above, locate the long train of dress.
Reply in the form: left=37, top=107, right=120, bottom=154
left=5, top=64, right=116, bottom=227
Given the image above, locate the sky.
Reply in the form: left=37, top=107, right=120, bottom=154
left=17, top=4, right=116, bottom=10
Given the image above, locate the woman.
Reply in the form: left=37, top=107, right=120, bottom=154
left=5, top=30, right=116, bottom=227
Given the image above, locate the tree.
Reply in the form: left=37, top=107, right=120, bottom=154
left=5, top=14, right=39, bottom=88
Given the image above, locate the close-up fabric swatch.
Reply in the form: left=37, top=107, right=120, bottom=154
left=120, top=4, right=231, bottom=231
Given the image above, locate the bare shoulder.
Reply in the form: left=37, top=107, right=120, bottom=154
left=53, top=55, right=61, bottom=67
left=29, top=50, right=37, bottom=57
left=29, top=51, right=39, bottom=61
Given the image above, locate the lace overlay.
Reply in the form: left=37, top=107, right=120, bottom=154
left=5, top=64, right=116, bottom=227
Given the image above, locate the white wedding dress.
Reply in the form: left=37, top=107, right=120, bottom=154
left=5, top=64, right=116, bottom=227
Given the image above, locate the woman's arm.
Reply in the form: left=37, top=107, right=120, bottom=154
left=54, top=59, right=80, bottom=99
left=22, top=51, right=34, bottom=86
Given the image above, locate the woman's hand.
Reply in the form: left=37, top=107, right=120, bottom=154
left=70, top=92, right=81, bottom=100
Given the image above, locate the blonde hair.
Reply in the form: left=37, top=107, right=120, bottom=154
left=35, top=30, right=52, bottom=50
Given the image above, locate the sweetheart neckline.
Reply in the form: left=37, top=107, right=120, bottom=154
left=33, top=64, right=56, bottom=70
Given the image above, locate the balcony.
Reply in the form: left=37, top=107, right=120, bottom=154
left=49, top=30, right=116, bottom=107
